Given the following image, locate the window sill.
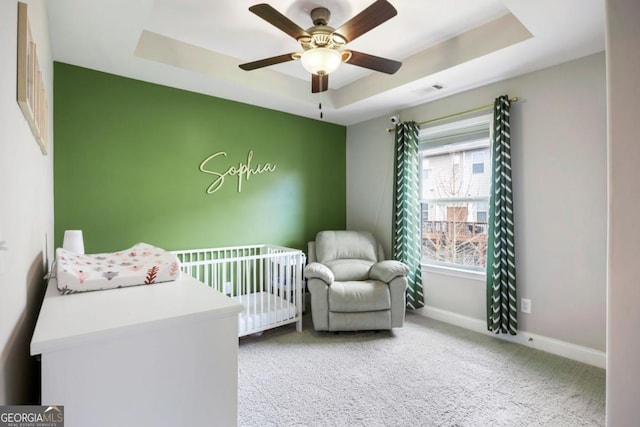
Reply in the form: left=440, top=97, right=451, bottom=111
left=421, top=263, right=486, bottom=281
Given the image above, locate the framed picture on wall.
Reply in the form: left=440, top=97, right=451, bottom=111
left=17, top=1, right=48, bottom=155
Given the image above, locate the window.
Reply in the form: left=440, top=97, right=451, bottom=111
left=472, top=151, right=484, bottom=174
left=476, top=201, right=488, bottom=223
left=422, top=158, right=430, bottom=181
left=452, top=154, right=460, bottom=174
left=419, top=115, right=492, bottom=271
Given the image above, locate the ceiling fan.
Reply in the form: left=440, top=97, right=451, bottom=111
left=239, top=0, right=402, bottom=93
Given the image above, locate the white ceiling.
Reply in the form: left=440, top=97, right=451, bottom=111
left=46, top=0, right=605, bottom=126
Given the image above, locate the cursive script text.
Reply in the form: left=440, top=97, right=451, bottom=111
left=199, top=150, right=277, bottom=194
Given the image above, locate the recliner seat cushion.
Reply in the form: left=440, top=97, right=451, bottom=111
left=328, top=280, right=391, bottom=312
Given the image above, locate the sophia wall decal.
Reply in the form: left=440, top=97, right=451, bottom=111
left=199, top=150, right=277, bottom=194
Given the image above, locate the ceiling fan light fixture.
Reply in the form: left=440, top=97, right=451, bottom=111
left=300, top=47, right=341, bottom=75
left=240, top=1, right=402, bottom=92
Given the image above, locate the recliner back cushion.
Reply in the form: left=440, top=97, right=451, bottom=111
left=316, top=231, right=378, bottom=264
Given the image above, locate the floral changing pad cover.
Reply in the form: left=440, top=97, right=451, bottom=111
left=56, top=243, right=181, bottom=294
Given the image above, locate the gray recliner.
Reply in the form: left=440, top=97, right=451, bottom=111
left=304, top=230, right=409, bottom=331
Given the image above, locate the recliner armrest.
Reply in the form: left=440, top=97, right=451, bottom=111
left=304, top=262, right=335, bottom=285
left=369, top=260, right=410, bottom=283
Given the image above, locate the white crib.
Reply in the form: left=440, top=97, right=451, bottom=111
left=172, top=244, right=305, bottom=337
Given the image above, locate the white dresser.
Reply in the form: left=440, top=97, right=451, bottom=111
left=31, top=274, right=242, bottom=427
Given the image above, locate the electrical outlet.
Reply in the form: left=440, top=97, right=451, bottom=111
left=0, top=240, right=6, bottom=276
left=223, top=281, right=233, bottom=295
left=521, top=298, right=531, bottom=314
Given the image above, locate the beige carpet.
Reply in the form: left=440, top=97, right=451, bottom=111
left=238, top=312, right=605, bottom=427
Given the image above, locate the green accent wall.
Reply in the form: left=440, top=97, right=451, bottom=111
left=54, top=63, right=346, bottom=253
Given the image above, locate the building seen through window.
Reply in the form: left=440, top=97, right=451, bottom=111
left=419, top=115, right=492, bottom=270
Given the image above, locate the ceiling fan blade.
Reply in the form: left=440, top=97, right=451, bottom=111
left=312, top=74, right=329, bottom=93
left=239, top=53, right=297, bottom=71
left=334, top=0, right=397, bottom=43
left=249, top=4, right=309, bottom=40
left=345, top=50, right=402, bottom=74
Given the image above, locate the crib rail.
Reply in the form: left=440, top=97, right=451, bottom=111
left=172, top=245, right=305, bottom=337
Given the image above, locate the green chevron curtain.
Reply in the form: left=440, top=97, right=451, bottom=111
left=486, top=95, right=517, bottom=335
left=393, top=121, right=424, bottom=310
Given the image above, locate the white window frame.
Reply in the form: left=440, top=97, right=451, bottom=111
left=419, top=114, right=492, bottom=276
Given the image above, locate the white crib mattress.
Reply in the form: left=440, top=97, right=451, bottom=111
left=235, top=292, right=297, bottom=336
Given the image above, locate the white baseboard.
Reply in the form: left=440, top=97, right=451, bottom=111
left=414, top=305, right=606, bottom=369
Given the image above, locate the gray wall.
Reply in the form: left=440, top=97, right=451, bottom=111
left=0, top=0, right=54, bottom=404
left=347, top=52, right=607, bottom=353
left=606, top=0, right=640, bottom=423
